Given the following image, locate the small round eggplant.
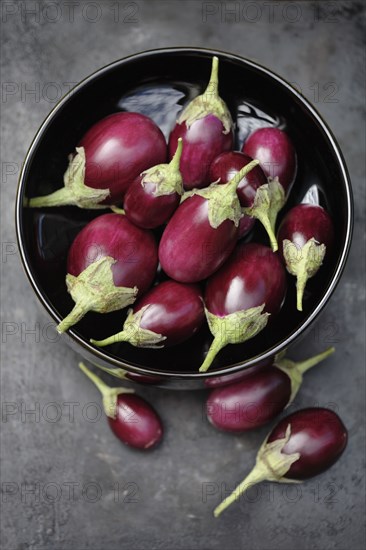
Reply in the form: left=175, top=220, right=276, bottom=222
left=199, top=242, right=287, bottom=372
left=28, top=112, right=167, bottom=208
left=214, top=407, right=347, bottom=516
left=206, top=347, right=334, bottom=431
left=241, top=128, right=298, bottom=251
left=124, top=138, right=184, bottom=229
left=169, top=56, right=233, bottom=190
left=78, top=363, right=163, bottom=450
left=159, top=160, right=260, bottom=283
left=57, top=213, right=158, bottom=333
left=90, top=280, right=205, bottom=349
left=243, top=127, right=297, bottom=189
left=277, top=204, right=334, bottom=311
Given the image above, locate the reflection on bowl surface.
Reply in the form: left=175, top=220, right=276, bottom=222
left=16, top=48, right=352, bottom=384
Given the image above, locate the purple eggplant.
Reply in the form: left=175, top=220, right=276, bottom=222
left=209, top=151, right=267, bottom=206
left=124, top=138, right=184, bottom=229
left=214, top=407, right=347, bottom=516
left=28, top=112, right=167, bottom=208
left=209, top=150, right=279, bottom=244
left=207, top=347, right=334, bottom=431
left=159, top=160, right=260, bottom=283
left=277, top=204, right=334, bottom=311
left=78, top=363, right=163, bottom=450
left=57, top=213, right=158, bottom=333
left=243, top=127, right=297, bottom=188
left=90, top=280, right=205, bottom=348
left=240, top=128, right=298, bottom=251
left=238, top=214, right=255, bottom=240
left=168, top=56, right=233, bottom=190
left=199, top=242, right=287, bottom=372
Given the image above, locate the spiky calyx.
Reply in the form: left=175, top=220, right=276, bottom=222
left=90, top=306, right=166, bottom=349
left=57, top=256, right=138, bottom=333
left=141, top=138, right=184, bottom=197
left=214, top=424, right=301, bottom=517
left=199, top=304, right=269, bottom=372
left=275, top=347, right=335, bottom=405
left=177, top=56, right=233, bottom=134
left=182, top=159, right=260, bottom=229
left=242, top=177, right=285, bottom=251
left=28, top=147, right=110, bottom=209
left=282, top=237, right=327, bottom=311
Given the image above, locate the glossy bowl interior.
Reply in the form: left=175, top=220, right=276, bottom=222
left=16, top=48, right=352, bottom=385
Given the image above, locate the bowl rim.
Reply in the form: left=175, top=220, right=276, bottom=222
left=15, top=46, right=353, bottom=379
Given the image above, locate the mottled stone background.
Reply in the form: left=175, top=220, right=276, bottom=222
left=1, top=1, right=365, bottom=549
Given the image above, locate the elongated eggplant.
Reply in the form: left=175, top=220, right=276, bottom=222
left=90, top=280, right=204, bottom=348
left=206, top=347, right=335, bottom=430
left=159, top=160, right=259, bottom=283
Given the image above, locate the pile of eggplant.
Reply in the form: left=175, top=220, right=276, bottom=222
left=29, top=56, right=346, bottom=515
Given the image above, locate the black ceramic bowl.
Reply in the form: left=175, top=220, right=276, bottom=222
left=16, top=48, right=352, bottom=389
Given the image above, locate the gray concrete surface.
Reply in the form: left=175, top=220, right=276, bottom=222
left=1, top=1, right=365, bottom=549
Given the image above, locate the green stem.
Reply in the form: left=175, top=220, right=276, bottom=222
left=110, top=206, right=125, bottom=215
left=93, top=363, right=128, bottom=380
left=57, top=300, right=91, bottom=334
left=242, top=179, right=285, bottom=252
left=169, top=137, right=183, bottom=171
left=253, top=209, right=278, bottom=252
left=79, top=361, right=112, bottom=393
left=199, top=335, right=227, bottom=373
left=78, top=362, right=133, bottom=418
left=276, top=347, right=335, bottom=405
left=91, top=330, right=130, bottom=347
left=28, top=187, right=76, bottom=208
left=214, top=467, right=266, bottom=517
left=295, top=346, right=335, bottom=375
left=227, top=159, right=260, bottom=194
left=203, top=55, right=219, bottom=97
left=296, top=272, right=308, bottom=311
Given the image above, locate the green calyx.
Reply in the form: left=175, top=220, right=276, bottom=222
left=275, top=346, right=335, bottom=405
left=199, top=304, right=269, bottom=373
left=214, top=424, right=301, bottom=517
left=282, top=237, right=327, bottom=311
left=242, top=177, right=285, bottom=251
left=57, top=256, right=138, bottom=334
left=27, top=147, right=110, bottom=209
left=183, top=159, right=260, bottom=229
left=78, top=362, right=134, bottom=418
left=177, top=56, right=233, bottom=134
left=90, top=306, right=167, bottom=349
left=140, top=137, right=184, bottom=197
